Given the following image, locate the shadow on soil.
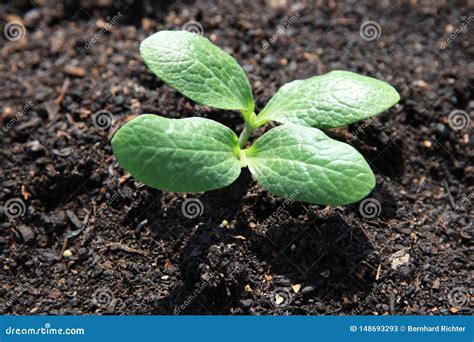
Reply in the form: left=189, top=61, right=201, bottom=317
left=149, top=172, right=378, bottom=313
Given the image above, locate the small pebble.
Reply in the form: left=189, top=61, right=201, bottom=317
left=435, top=123, right=449, bottom=138
left=23, top=9, right=41, bottom=27
left=239, top=299, right=252, bottom=308
left=66, top=210, right=82, bottom=230
left=63, top=249, right=73, bottom=258
left=301, top=285, right=315, bottom=294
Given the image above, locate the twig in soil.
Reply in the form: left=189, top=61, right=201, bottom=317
left=54, top=78, right=71, bottom=107
left=65, top=112, right=77, bottom=127
left=44, top=102, right=59, bottom=129
left=375, top=264, right=382, bottom=281
left=58, top=237, right=68, bottom=261
left=443, top=180, right=456, bottom=210
left=106, top=242, right=149, bottom=256
left=357, top=225, right=375, bottom=247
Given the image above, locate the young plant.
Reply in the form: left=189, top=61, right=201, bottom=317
left=112, top=31, right=399, bottom=205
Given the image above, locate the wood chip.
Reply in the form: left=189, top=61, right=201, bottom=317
left=4, top=14, right=23, bottom=24
left=64, top=65, right=86, bottom=77
left=302, top=52, right=320, bottom=63
left=108, top=242, right=148, bottom=256
left=13, top=225, right=35, bottom=242
left=335, top=17, right=356, bottom=25
left=266, top=0, right=287, bottom=10
left=119, top=174, right=131, bottom=184
left=390, top=249, right=410, bottom=269
left=413, top=79, right=431, bottom=89
left=141, top=18, right=153, bottom=30
left=21, top=184, right=31, bottom=200
left=275, top=293, right=284, bottom=305
left=291, top=284, right=301, bottom=293
left=48, top=288, right=62, bottom=299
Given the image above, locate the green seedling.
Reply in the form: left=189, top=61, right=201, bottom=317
left=112, top=31, right=399, bottom=205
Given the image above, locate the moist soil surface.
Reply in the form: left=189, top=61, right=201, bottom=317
left=1, top=0, right=473, bottom=315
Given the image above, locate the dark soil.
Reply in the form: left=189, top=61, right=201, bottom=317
left=1, top=0, right=472, bottom=315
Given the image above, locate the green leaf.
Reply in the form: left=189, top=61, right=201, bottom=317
left=140, top=31, right=254, bottom=112
left=256, top=70, right=399, bottom=129
left=243, top=124, right=375, bottom=205
left=111, top=114, right=242, bottom=192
